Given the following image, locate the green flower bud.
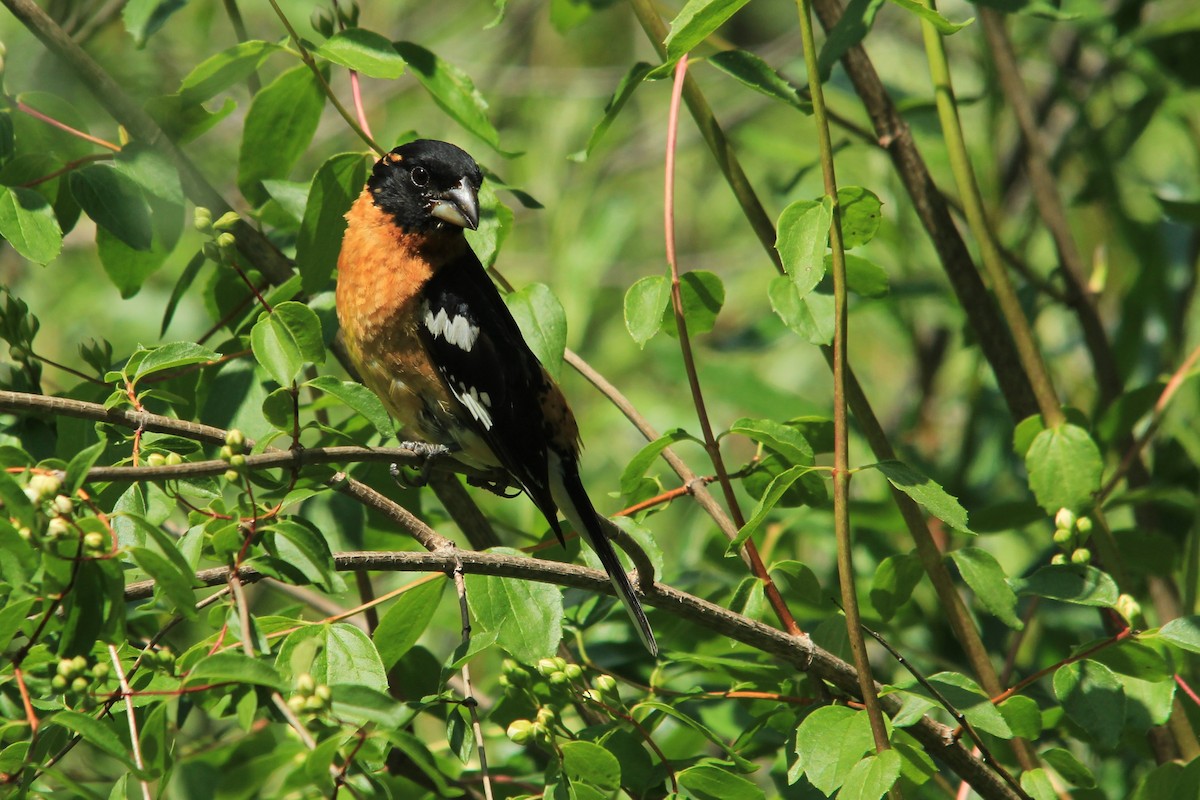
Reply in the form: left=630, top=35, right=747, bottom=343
left=287, top=694, right=307, bottom=713
left=165, top=452, right=183, bottom=466
left=563, top=663, right=583, bottom=681
left=1054, top=508, right=1077, bottom=531
left=91, top=662, right=110, bottom=681
left=1070, top=548, right=1091, bottom=565
left=225, top=429, right=246, bottom=451
left=216, top=232, right=236, bottom=251
left=46, top=517, right=70, bottom=539
left=224, top=469, right=241, bottom=483
left=51, top=495, right=74, bottom=516
left=1075, top=516, right=1092, bottom=542
left=506, top=719, right=534, bottom=744
left=314, top=684, right=332, bottom=704
left=83, top=531, right=106, bottom=552
left=536, top=658, right=558, bottom=677
left=213, top=211, right=241, bottom=232
left=296, top=672, right=316, bottom=695
left=51, top=674, right=68, bottom=691
left=536, top=706, right=557, bottom=726
left=194, top=206, right=213, bottom=233
left=548, top=670, right=569, bottom=686
left=71, top=676, right=89, bottom=694
left=1051, top=553, right=1067, bottom=565
left=593, top=674, right=617, bottom=697
left=1052, top=527, right=1074, bottom=548
left=57, top=658, right=75, bottom=678
left=146, top=452, right=167, bottom=467
left=1115, top=593, right=1142, bottom=624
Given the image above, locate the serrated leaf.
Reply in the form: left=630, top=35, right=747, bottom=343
left=185, top=651, right=287, bottom=691
left=1020, top=768, right=1058, bottom=800
left=624, top=275, right=671, bottom=347
left=374, top=578, right=445, bottom=669
left=306, top=375, right=394, bottom=438
left=927, top=672, right=1012, bottom=738
left=794, top=705, right=874, bottom=794
left=297, top=152, right=370, bottom=293
left=265, top=518, right=337, bottom=591
left=838, top=750, right=901, bottom=800
left=1053, top=660, right=1125, bottom=749
left=238, top=65, right=326, bottom=206
left=0, top=185, right=63, bottom=264
left=315, top=28, right=406, bottom=79
left=131, top=341, right=220, bottom=383
left=465, top=549, right=562, bottom=663
left=1024, top=423, right=1102, bottom=513
left=768, top=276, right=834, bottom=344
left=729, top=417, right=814, bottom=465
left=838, top=186, right=882, bottom=249
left=505, top=282, right=566, bottom=378
left=1011, top=565, right=1118, bottom=607
left=707, top=50, right=811, bottom=112
left=179, top=40, right=280, bottom=105
left=998, top=695, right=1042, bottom=739
left=869, top=460, right=972, bottom=533
left=664, top=0, right=754, bottom=61
left=776, top=197, right=833, bottom=296
left=949, top=547, right=1022, bottom=629
left=70, top=164, right=153, bottom=251
left=393, top=42, right=511, bottom=154
left=251, top=301, right=326, bottom=386
left=619, top=428, right=696, bottom=496
left=730, top=464, right=820, bottom=554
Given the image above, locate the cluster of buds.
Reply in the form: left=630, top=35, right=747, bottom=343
left=1051, top=508, right=1093, bottom=565
left=17, top=473, right=107, bottom=555
left=287, top=672, right=333, bottom=717
left=49, top=655, right=108, bottom=709
left=219, top=429, right=248, bottom=483
left=310, top=1, right=360, bottom=37
left=194, top=207, right=242, bottom=266
left=500, top=658, right=625, bottom=748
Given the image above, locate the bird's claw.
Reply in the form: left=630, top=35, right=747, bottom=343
left=391, top=441, right=453, bottom=488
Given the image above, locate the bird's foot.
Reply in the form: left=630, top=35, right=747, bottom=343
left=465, top=473, right=521, bottom=499
left=391, top=441, right=454, bottom=488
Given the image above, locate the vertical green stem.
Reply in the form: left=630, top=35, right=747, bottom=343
left=794, top=0, right=894, bottom=766
left=919, top=3, right=1063, bottom=428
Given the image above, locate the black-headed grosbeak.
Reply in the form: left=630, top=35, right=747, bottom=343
left=336, top=139, right=657, bottom=655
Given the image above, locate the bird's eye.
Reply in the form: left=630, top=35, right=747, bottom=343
left=410, top=166, right=430, bottom=187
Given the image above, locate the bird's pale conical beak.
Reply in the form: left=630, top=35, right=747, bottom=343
left=429, top=177, right=480, bottom=230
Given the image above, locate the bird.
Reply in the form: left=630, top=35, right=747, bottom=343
left=335, top=139, right=657, bottom=656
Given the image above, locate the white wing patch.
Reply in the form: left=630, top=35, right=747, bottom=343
left=424, top=305, right=480, bottom=352
left=451, top=380, right=493, bottom=429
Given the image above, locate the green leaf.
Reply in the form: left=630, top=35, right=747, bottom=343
left=251, top=301, right=326, bottom=386
left=730, top=464, right=820, bottom=554
left=393, top=42, right=510, bottom=154
left=561, top=741, right=621, bottom=791
left=52, top=711, right=138, bottom=772
left=297, top=152, right=370, bottom=293
left=634, top=700, right=756, bottom=771
left=837, top=750, right=901, bottom=800
left=1041, top=747, right=1096, bottom=788
left=1053, top=660, right=1125, bottom=749
left=571, top=62, right=655, bottom=162
left=768, top=277, right=834, bottom=344
left=130, top=546, right=199, bottom=618
left=794, top=705, right=874, bottom=794
left=1024, top=423, right=1102, bottom=513
left=619, top=428, right=696, bottom=495
left=869, top=551, right=923, bottom=621
left=0, top=185, right=63, bottom=264
left=505, top=282, right=567, bottom=379
left=729, top=417, right=814, bottom=465
left=624, top=274, right=672, bottom=347
left=464, top=178, right=512, bottom=269
left=838, top=186, right=882, bottom=249
left=676, top=764, right=764, bottom=800
left=113, top=143, right=184, bottom=205
left=926, top=672, right=1012, bottom=738
left=664, top=0, right=754, bottom=61
left=276, top=623, right=389, bottom=692
left=776, top=196, right=833, bottom=296
left=69, top=164, right=153, bottom=251
left=869, top=460, right=972, bottom=533
left=122, top=0, right=186, bottom=46
left=315, top=28, right=406, bottom=79
left=1011, top=565, right=1118, bottom=607
left=306, top=375, right=395, bottom=438
left=185, top=651, right=287, bottom=691
left=841, top=254, right=890, bottom=298
left=331, top=684, right=415, bottom=728
left=63, top=439, right=105, bottom=497
left=374, top=578, right=445, bottom=670
left=264, top=518, right=337, bottom=591
left=949, top=547, right=1022, bottom=629
left=238, top=65, right=326, bottom=206
left=131, top=341, right=220, bottom=383
left=818, top=0, right=887, bottom=78
left=96, top=194, right=183, bottom=298
left=707, top=50, right=811, bottom=113
left=1156, top=616, right=1200, bottom=654
left=179, top=40, right=280, bottom=105
left=885, top=0, right=973, bottom=34
left=466, top=550, right=563, bottom=663
left=1020, top=768, right=1058, bottom=800
left=998, top=695, right=1042, bottom=739
left=0, top=597, right=36, bottom=654
left=661, top=270, right=725, bottom=338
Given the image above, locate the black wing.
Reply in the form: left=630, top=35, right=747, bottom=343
left=418, top=249, right=562, bottom=529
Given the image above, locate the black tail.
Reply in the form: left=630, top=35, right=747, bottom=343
left=548, top=453, right=658, bottom=656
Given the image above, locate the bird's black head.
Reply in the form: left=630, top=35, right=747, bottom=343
left=367, top=139, right=483, bottom=234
